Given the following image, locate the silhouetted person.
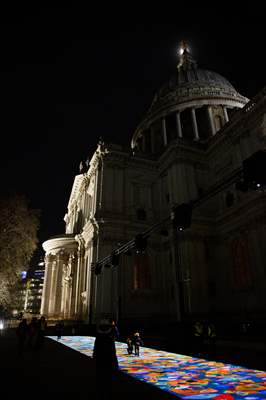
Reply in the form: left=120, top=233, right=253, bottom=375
left=126, top=336, right=133, bottom=355
left=111, top=319, right=119, bottom=340
left=132, top=332, right=143, bottom=356
left=93, top=319, right=118, bottom=399
left=205, top=320, right=217, bottom=359
left=28, top=317, right=39, bottom=349
left=16, top=319, right=28, bottom=355
left=36, top=316, right=47, bottom=349
left=193, top=320, right=204, bottom=357
left=55, top=321, right=64, bottom=340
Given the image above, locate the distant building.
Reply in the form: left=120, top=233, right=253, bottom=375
left=17, top=263, right=45, bottom=316
left=41, top=45, right=266, bottom=327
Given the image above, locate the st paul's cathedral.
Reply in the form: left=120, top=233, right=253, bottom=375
left=41, top=43, right=266, bottom=329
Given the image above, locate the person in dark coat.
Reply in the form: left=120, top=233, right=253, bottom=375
left=28, top=317, right=39, bottom=350
left=111, top=320, right=120, bottom=340
left=93, top=319, right=119, bottom=399
left=192, top=320, right=204, bottom=357
left=36, top=316, right=47, bottom=349
left=132, top=332, right=143, bottom=356
left=55, top=321, right=64, bottom=340
left=126, top=336, right=133, bottom=355
left=16, top=319, right=28, bottom=355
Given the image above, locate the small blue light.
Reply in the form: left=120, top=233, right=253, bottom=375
left=21, top=271, right=27, bottom=279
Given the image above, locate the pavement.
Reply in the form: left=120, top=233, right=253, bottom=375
left=1, top=329, right=266, bottom=400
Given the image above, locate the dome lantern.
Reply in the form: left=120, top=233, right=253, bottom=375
left=177, top=40, right=197, bottom=71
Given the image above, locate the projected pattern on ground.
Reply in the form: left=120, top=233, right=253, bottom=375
left=48, top=336, right=266, bottom=399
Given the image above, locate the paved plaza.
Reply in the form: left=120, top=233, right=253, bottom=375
left=50, top=336, right=266, bottom=399
left=1, top=330, right=266, bottom=399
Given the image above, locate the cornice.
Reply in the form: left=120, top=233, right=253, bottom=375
left=42, top=234, right=78, bottom=255
left=67, top=174, right=84, bottom=210
left=104, top=149, right=158, bottom=172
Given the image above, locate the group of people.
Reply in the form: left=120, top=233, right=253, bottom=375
left=126, top=332, right=144, bottom=356
left=16, top=316, right=47, bottom=355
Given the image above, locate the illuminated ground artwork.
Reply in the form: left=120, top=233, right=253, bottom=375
left=48, top=336, right=266, bottom=399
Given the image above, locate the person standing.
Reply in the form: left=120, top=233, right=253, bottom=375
left=28, top=317, right=39, bottom=350
left=16, top=319, right=28, bottom=355
left=132, top=332, right=143, bottom=356
left=111, top=319, right=120, bottom=340
left=55, top=321, right=64, bottom=340
left=126, top=336, right=133, bottom=355
left=193, top=320, right=204, bottom=357
left=37, top=316, right=47, bottom=349
left=93, top=319, right=119, bottom=399
left=206, top=320, right=217, bottom=359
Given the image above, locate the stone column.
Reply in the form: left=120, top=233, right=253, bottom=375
left=40, top=254, right=54, bottom=315
left=53, top=258, right=61, bottom=317
left=61, top=267, right=67, bottom=316
left=65, top=280, right=72, bottom=319
left=142, top=133, right=146, bottom=153
left=223, top=106, right=229, bottom=123
left=48, top=260, right=57, bottom=315
left=162, top=118, right=167, bottom=146
left=69, top=253, right=77, bottom=318
left=191, top=108, right=199, bottom=140
left=207, top=106, right=216, bottom=136
left=74, top=251, right=81, bottom=316
left=74, top=243, right=85, bottom=317
left=54, top=252, right=67, bottom=316
left=150, top=126, right=155, bottom=153
left=176, top=112, right=182, bottom=138
left=64, top=254, right=75, bottom=319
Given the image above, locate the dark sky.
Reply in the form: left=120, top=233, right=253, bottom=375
left=1, top=6, right=265, bottom=262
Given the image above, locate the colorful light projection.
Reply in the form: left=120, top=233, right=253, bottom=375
left=48, top=336, right=266, bottom=399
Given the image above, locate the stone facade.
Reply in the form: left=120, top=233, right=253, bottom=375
left=41, top=48, right=266, bottom=325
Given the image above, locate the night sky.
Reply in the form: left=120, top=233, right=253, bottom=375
left=1, top=6, right=265, bottom=263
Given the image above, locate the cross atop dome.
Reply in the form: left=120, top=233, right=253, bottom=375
left=177, top=40, right=197, bottom=71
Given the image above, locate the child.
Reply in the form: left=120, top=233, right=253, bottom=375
left=126, top=336, right=133, bottom=355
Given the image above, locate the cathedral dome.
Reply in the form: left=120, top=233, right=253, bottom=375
left=131, top=43, right=249, bottom=153
left=148, top=68, right=245, bottom=115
